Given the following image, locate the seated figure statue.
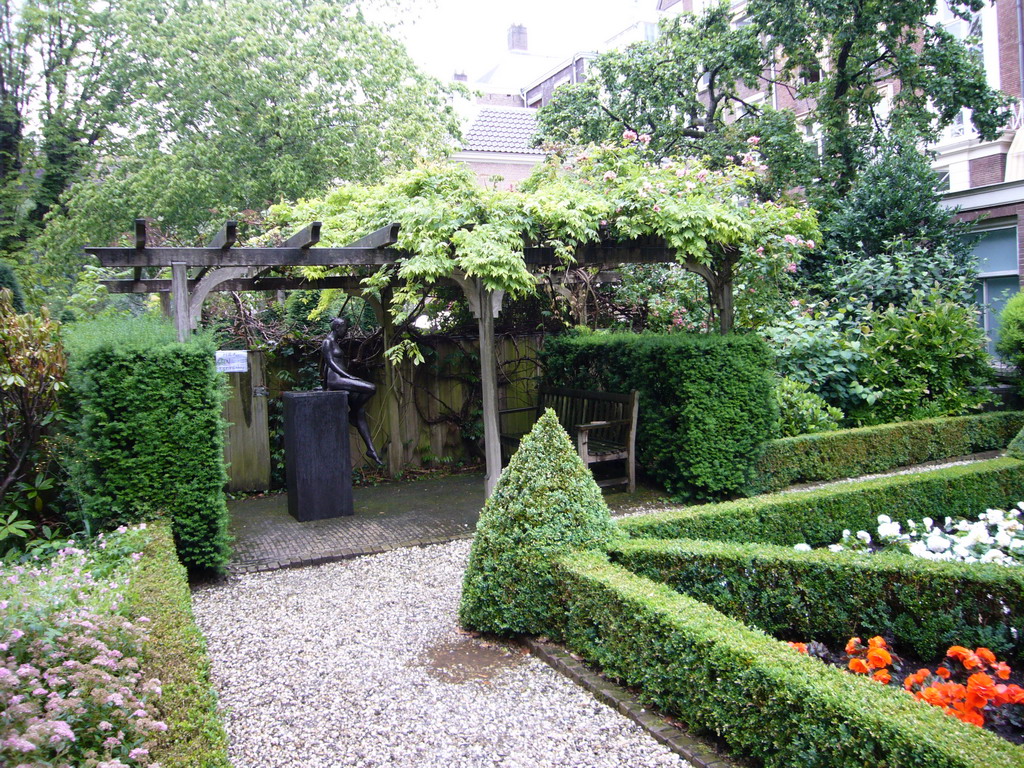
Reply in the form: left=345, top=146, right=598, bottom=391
left=320, top=317, right=384, bottom=465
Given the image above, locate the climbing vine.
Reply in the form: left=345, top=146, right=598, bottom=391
left=267, top=138, right=820, bottom=333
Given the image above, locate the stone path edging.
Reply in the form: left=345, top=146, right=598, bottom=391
left=524, top=638, right=737, bottom=768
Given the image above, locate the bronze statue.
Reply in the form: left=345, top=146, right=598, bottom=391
left=320, top=317, right=383, bottom=465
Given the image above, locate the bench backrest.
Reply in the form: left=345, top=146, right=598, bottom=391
left=538, top=386, right=637, bottom=446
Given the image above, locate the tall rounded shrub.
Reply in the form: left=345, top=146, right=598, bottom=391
left=459, top=409, right=618, bottom=637
left=997, top=291, right=1024, bottom=378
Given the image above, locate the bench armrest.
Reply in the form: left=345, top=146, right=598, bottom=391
left=575, top=419, right=632, bottom=431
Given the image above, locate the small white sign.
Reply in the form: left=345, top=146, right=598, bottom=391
left=216, top=350, right=249, bottom=373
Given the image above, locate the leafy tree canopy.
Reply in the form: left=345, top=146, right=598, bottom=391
left=749, top=0, right=1012, bottom=198
left=534, top=4, right=817, bottom=198
left=269, top=141, right=819, bottom=332
left=15, top=0, right=462, bottom=298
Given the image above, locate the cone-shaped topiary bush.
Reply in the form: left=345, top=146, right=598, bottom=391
left=1007, top=424, right=1024, bottom=460
left=459, top=409, right=619, bottom=637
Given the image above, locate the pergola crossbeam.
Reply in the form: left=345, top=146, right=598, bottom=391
left=284, top=221, right=322, bottom=249
left=86, top=247, right=399, bottom=268
left=208, top=220, right=238, bottom=249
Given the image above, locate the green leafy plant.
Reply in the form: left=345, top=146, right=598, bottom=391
left=775, top=376, right=844, bottom=438
left=849, top=291, right=994, bottom=425
left=763, top=300, right=876, bottom=415
left=996, top=291, right=1024, bottom=376
left=0, top=289, right=67, bottom=517
left=459, top=409, right=618, bottom=637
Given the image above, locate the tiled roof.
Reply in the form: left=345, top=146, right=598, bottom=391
left=462, top=107, right=546, bottom=155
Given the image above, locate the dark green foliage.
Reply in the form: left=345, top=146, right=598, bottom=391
left=542, top=332, right=777, bottom=500
left=996, top=291, right=1024, bottom=376
left=555, top=553, right=1024, bottom=768
left=459, top=409, right=618, bottom=637
left=753, top=411, right=1024, bottom=493
left=65, top=316, right=230, bottom=572
left=774, top=376, right=843, bottom=438
left=0, top=263, right=25, bottom=313
left=124, top=523, right=230, bottom=767
left=822, top=142, right=975, bottom=265
left=613, top=538, right=1024, bottom=663
left=620, top=458, right=1024, bottom=547
left=848, top=292, right=994, bottom=425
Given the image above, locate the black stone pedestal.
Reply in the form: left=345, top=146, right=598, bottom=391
left=284, top=391, right=354, bottom=521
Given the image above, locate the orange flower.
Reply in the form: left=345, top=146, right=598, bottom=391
left=993, top=661, right=1012, bottom=680
left=967, top=672, right=997, bottom=701
left=848, top=658, right=870, bottom=674
left=935, top=666, right=951, bottom=680
left=921, top=686, right=947, bottom=707
left=872, top=669, right=891, bottom=684
left=947, top=646, right=972, bottom=661
left=976, top=647, right=996, bottom=665
left=866, top=647, right=892, bottom=669
left=845, top=637, right=862, bottom=655
left=868, top=636, right=887, bottom=650
left=788, top=642, right=808, bottom=654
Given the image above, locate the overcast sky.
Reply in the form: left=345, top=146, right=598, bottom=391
left=390, top=0, right=654, bottom=83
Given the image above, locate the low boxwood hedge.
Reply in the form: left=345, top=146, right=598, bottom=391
left=752, top=411, right=1024, bottom=494
left=123, top=523, right=230, bottom=768
left=619, top=457, right=1024, bottom=547
left=611, top=537, right=1024, bottom=663
left=555, top=552, right=1024, bottom=768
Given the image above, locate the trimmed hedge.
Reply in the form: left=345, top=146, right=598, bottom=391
left=612, top=537, right=1024, bottom=663
left=618, top=457, right=1024, bottom=547
left=542, top=332, right=777, bottom=500
left=555, top=552, right=1024, bottom=768
left=459, top=409, right=618, bottom=637
left=124, top=523, right=230, bottom=767
left=66, top=317, right=230, bottom=572
left=752, top=410, right=1024, bottom=493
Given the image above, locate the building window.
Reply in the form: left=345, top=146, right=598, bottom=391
left=972, top=226, right=1020, bottom=355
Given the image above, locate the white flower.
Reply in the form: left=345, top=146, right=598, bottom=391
left=877, top=521, right=901, bottom=539
left=981, top=549, right=1006, bottom=563
left=828, top=544, right=845, bottom=553
left=793, top=543, right=812, bottom=552
left=908, top=541, right=930, bottom=558
left=988, top=509, right=1005, bottom=524
left=877, top=514, right=891, bottom=525
left=926, top=534, right=951, bottom=553
left=906, top=520, right=917, bottom=529
left=842, top=529, right=851, bottom=540
left=856, top=530, right=872, bottom=544
left=922, top=517, right=934, bottom=531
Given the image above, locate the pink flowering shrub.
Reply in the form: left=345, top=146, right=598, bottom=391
left=0, top=526, right=165, bottom=767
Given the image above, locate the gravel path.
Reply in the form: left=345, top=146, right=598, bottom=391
left=192, top=540, right=688, bottom=768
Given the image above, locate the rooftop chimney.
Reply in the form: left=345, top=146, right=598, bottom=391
left=453, top=71, right=468, bottom=82
left=508, top=24, right=527, bottom=52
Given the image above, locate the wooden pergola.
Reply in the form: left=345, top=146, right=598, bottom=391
left=88, top=220, right=674, bottom=495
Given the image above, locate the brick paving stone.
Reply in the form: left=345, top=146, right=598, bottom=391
left=227, top=473, right=486, bottom=574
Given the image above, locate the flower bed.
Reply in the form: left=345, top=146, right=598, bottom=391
left=814, top=506, right=1024, bottom=566
left=0, top=526, right=164, bottom=767
left=0, top=523, right=228, bottom=768
left=610, top=536, right=1024, bottom=663
left=553, top=552, right=1024, bottom=767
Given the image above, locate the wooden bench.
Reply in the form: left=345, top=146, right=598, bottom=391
left=498, top=385, right=639, bottom=492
